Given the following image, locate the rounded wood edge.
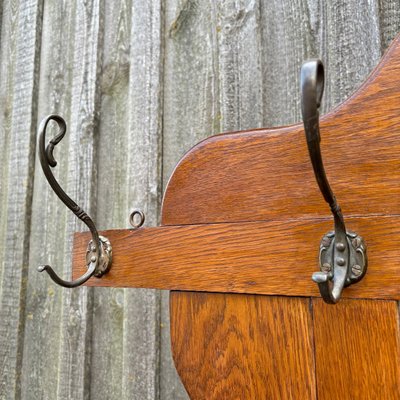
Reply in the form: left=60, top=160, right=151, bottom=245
left=161, top=33, right=400, bottom=226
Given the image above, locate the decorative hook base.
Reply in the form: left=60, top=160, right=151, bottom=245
left=313, top=231, right=367, bottom=302
left=86, top=236, right=113, bottom=278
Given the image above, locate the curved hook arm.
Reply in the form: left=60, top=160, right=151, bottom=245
left=300, top=61, right=366, bottom=304
left=37, top=115, right=111, bottom=288
left=300, top=60, right=346, bottom=237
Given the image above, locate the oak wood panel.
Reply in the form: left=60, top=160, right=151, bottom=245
left=170, top=292, right=316, bottom=400
left=74, top=215, right=400, bottom=300
left=313, top=299, right=400, bottom=400
left=162, top=33, right=400, bottom=226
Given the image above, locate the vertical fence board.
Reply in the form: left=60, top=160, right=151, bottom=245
left=121, top=1, right=164, bottom=399
left=0, top=1, right=42, bottom=398
left=0, top=0, right=19, bottom=306
left=55, top=1, right=104, bottom=398
left=260, top=0, right=317, bottom=126
left=21, top=1, right=76, bottom=399
left=161, top=1, right=222, bottom=398
left=217, top=0, right=264, bottom=131
left=378, top=0, right=400, bottom=50
left=89, top=1, right=131, bottom=398
left=320, top=1, right=382, bottom=111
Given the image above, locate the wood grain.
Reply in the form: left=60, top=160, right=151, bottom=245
left=170, top=292, right=316, bottom=400
left=0, top=1, right=42, bottom=398
left=162, top=33, right=400, bottom=226
left=164, top=32, right=400, bottom=399
left=20, top=1, right=76, bottom=398
left=163, top=0, right=224, bottom=396
left=1, top=1, right=399, bottom=399
left=74, top=215, right=400, bottom=300
left=313, top=299, right=400, bottom=400
left=90, top=1, right=130, bottom=397
left=120, top=1, right=164, bottom=398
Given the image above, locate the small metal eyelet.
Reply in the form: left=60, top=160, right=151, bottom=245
left=129, top=209, right=145, bottom=229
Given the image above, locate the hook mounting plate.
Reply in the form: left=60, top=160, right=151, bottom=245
left=86, top=236, right=113, bottom=278
left=318, top=231, right=367, bottom=287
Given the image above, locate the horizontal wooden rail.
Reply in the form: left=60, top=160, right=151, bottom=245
left=73, top=216, right=400, bottom=300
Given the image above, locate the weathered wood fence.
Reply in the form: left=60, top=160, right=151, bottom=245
left=0, top=0, right=398, bottom=399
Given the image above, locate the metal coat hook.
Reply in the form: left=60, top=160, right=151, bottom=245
left=37, top=115, right=112, bottom=288
left=300, top=60, right=367, bottom=304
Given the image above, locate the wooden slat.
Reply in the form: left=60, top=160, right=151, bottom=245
left=162, top=1, right=222, bottom=397
left=216, top=0, right=264, bottom=132
left=0, top=1, right=42, bottom=397
left=55, top=1, right=104, bottom=398
left=260, top=0, right=317, bottom=126
left=74, top=215, right=400, bottom=300
left=378, top=1, right=400, bottom=51
left=20, top=1, right=76, bottom=399
left=88, top=0, right=129, bottom=397
left=321, top=2, right=382, bottom=111
left=170, top=292, right=316, bottom=399
left=120, top=1, right=164, bottom=398
left=313, top=299, right=400, bottom=399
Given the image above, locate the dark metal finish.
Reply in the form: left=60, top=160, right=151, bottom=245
left=300, top=60, right=368, bottom=304
left=37, top=115, right=112, bottom=288
left=129, top=209, right=145, bottom=229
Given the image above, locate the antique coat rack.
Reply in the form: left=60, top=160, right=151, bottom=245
left=36, top=34, right=400, bottom=399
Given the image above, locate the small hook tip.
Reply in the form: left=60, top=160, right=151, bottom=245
left=312, top=271, right=332, bottom=283
left=38, top=265, right=48, bottom=273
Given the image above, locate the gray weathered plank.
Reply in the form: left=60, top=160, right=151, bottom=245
left=318, top=1, right=382, bottom=111
left=163, top=0, right=220, bottom=182
left=217, top=0, right=264, bottom=131
left=89, top=0, right=132, bottom=398
left=20, top=1, right=77, bottom=399
left=121, top=1, right=164, bottom=398
left=0, top=0, right=18, bottom=307
left=378, top=0, right=400, bottom=50
left=260, top=0, right=317, bottom=126
left=0, top=1, right=42, bottom=398
left=162, top=1, right=223, bottom=398
left=55, top=0, right=104, bottom=398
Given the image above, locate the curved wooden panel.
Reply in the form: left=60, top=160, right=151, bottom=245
left=170, top=292, right=316, bottom=399
left=162, top=34, right=400, bottom=226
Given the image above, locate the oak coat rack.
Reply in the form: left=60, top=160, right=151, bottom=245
left=39, top=34, right=400, bottom=399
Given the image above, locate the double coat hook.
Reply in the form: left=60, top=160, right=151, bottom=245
left=300, top=60, right=367, bottom=304
left=38, top=115, right=112, bottom=288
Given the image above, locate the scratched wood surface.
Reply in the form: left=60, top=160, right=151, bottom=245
left=1, top=1, right=400, bottom=400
